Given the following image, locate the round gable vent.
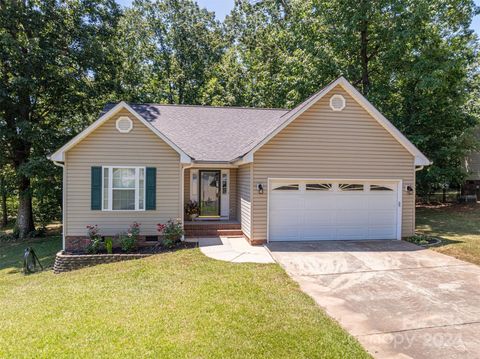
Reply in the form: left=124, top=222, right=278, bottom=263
left=116, top=116, right=133, bottom=133
left=329, top=94, right=346, bottom=111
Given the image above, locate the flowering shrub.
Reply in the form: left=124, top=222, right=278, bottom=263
left=119, top=233, right=136, bottom=252
left=128, top=222, right=141, bottom=239
left=157, top=219, right=184, bottom=248
left=86, top=224, right=100, bottom=240
left=120, top=222, right=141, bottom=252
left=85, top=224, right=102, bottom=254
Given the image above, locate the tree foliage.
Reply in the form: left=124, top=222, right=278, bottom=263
left=0, top=0, right=479, bottom=238
left=210, top=0, right=480, bottom=193
left=113, top=0, right=225, bottom=104
left=0, top=0, right=122, bottom=237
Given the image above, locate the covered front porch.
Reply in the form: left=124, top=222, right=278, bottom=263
left=183, top=164, right=252, bottom=242
left=184, top=167, right=239, bottom=221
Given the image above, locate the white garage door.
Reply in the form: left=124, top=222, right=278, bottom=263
left=269, top=180, right=401, bottom=241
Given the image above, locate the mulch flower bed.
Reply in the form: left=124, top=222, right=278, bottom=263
left=67, top=241, right=197, bottom=256
left=406, top=234, right=442, bottom=247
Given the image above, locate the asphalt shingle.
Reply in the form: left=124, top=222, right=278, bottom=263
left=102, top=103, right=289, bottom=161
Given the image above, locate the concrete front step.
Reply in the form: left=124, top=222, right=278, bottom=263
left=184, top=223, right=241, bottom=230
left=184, top=221, right=242, bottom=238
left=185, top=229, right=243, bottom=237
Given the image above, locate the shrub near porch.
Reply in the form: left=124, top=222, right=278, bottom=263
left=0, top=239, right=369, bottom=358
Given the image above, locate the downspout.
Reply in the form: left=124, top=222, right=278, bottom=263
left=415, top=166, right=424, bottom=172
left=52, top=160, right=65, bottom=250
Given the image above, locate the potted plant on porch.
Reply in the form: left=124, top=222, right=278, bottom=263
left=185, top=200, right=199, bottom=221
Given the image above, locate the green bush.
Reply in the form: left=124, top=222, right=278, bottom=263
left=105, top=237, right=113, bottom=254
left=407, top=234, right=432, bottom=246
left=0, top=232, right=14, bottom=242
left=119, top=222, right=141, bottom=253
left=86, top=224, right=102, bottom=254
left=160, top=219, right=184, bottom=248
left=119, top=233, right=136, bottom=252
left=86, top=238, right=102, bottom=254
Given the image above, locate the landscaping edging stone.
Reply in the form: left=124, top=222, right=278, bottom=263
left=53, top=251, right=152, bottom=274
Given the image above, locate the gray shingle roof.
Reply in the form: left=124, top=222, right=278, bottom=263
left=102, top=103, right=289, bottom=161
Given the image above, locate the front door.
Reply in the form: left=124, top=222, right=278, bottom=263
left=199, top=170, right=220, bottom=217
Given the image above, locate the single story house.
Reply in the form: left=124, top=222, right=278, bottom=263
left=463, top=128, right=480, bottom=200
left=49, top=77, right=430, bottom=251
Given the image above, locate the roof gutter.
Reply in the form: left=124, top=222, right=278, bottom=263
left=190, top=160, right=238, bottom=168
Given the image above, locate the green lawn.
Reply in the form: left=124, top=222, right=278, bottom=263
left=416, top=203, right=480, bottom=265
left=0, top=237, right=369, bottom=358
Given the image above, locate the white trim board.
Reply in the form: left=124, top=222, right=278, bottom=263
left=49, top=102, right=192, bottom=164
left=243, top=77, right=431, bottom=166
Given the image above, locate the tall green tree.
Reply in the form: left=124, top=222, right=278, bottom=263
left=0, top=0, right=121, bottom=238
left=114, top=0, right=225, bottom=104
left=217, top=0, right=480, bottom=192
left=206, top=0, right=337, bottom=108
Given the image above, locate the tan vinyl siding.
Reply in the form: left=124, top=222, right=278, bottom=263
left=466, top=128, right=480, bottom=180
left=252, top=85, right=415, bottom=241
left=466, top=152, right=480, bottom=180
left=184, top=168, right=190, bottom=204
left=237, top=164, right=252, bottom=237
left=65, top=109, right=181, bottom=236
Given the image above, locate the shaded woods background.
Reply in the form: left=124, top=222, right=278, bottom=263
left=1, top=0, right=479, bottom=237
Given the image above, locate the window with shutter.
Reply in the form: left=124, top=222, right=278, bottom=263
left=145, top=167, right=156, bottom=210
left=100, top=166, right=146, bottom=211
left=91, top=167, right=102, bottom=210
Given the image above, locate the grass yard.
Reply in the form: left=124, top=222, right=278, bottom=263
left=0, top=237, right=369, bottom=358
left=416, top=203, right=480, bottom=265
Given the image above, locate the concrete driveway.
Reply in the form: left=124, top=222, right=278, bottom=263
left=267, top=240, right=480, bottom=359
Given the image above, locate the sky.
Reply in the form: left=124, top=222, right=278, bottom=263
left=116, top=0, right=235, bottom=20
left=116, top=0, right=480, bottom=36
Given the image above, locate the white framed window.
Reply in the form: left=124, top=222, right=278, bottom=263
left=273, top=184, right=299, bottom=191
left=102, top=166, right=145, bottom=211
left=306, top=183, right=333, bottom=191
left=339, top=183, right=364, bottom=191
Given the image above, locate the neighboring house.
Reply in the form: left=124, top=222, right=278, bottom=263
left=463, top=128, right=480, bottom=200
left=49, top=77, right=430, bottom=251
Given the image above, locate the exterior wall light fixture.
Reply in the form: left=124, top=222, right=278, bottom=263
left=257, top=184, right=264, bottom=194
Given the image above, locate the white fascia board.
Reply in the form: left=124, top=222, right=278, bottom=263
left=49, top=101, right=192, bottom=164
left=242, top=77, right=431, bottom=166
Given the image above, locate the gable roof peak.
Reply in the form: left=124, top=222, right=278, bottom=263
left=242, top=76, right=431, bottom=166
left=49, top=101, right=192, bottom=163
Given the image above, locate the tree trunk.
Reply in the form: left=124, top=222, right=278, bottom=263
left=442, top=187, right=447, bottom=203
left=0, top=175, right=7, bottom=228
left=15, top=173, right=34, bottom=238
left=360, top=18, right=370, bottom=95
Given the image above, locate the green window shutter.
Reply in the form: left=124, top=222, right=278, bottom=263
left=91, top=167, right=102, bottom=210
left=145, top=167, right=156, bottom=210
